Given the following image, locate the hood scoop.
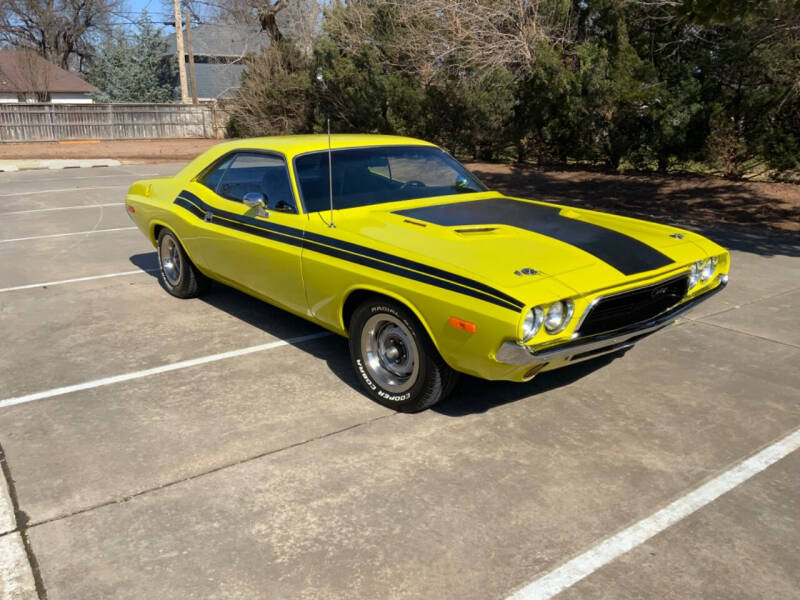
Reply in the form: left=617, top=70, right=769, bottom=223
left=454, top=226, right=498, bottom=235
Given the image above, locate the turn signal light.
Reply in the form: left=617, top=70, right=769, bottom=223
left=448, top=317, right=477, bottom=334
left=126, top=204, right=135, bottom=214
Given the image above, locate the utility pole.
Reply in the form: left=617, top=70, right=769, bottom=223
left=185, top=8, right=198, bottom=104
left=173, top=0, right=189, bottom=104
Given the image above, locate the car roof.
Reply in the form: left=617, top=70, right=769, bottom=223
left=208, top=134, right=437, bottom=157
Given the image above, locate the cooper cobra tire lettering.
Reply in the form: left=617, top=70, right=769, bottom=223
left=349, top=297, right=456, bottom=412
left=356, top=358, right=377, bottom=391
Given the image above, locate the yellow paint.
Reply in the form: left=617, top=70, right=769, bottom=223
left=126, top=135, right=730, bottom=382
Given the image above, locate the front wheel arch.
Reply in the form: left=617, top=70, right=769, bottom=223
left=341, top=287, right=442, bottom=356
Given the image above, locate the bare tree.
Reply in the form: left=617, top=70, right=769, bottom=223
left=174, top=0, right=322, bottom=51
left=0, top=0, right=118, bottom=71
left=325, top=0, right=577, bottom=80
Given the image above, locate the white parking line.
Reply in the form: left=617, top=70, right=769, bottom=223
left=0, top=173, right=160, bottom=183
left=0, top=202, right=123, bottom=215
left=0, top=269, right=158, bottom=293
left=507, top=427, right=800, bottom=600
left=0, top=185, right=127, bottom=197
left=0, top=332, right=333, bottom=409
left=0, top=226, right=136, bottom=243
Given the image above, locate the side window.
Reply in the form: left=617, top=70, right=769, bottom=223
left=214, top=153, right=296, bottom=212
left=199, top=156, right=234, bottom=192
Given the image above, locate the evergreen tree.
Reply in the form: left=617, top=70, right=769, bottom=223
left=90, top=12, right=176, bottom=103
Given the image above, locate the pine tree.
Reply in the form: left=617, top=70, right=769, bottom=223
left=90, top=12, right=176, bottom=103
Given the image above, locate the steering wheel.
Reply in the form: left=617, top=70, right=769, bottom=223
left=401, top=180, right=426, bottom=189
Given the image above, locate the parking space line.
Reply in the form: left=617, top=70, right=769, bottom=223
left=507, top=426, right=800, bottom=600
left=0, top=173, right=159, bottom=183
left=0, top=332, right=333, bottom=409
left=0, top=185, right=126, bottom=198
left=0, top=227, right=136, bottom=243
left=1, top=202, right=123, bottom=215
left=0, top=269, right=158, bottom=293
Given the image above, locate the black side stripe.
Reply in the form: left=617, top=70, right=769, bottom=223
left=174, top=191, right=523, bottom=312
left=177, top=189, right=524, bottom=310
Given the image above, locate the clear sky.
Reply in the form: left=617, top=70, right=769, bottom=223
left=119, top=0, right=174, bottom=26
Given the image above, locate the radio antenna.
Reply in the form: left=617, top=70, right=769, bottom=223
left=327, top=119, right=335, bottom=228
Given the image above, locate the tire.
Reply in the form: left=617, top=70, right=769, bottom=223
left=156, top=228, right=211, bottom=299
left=348, top=298, right=458, bottom=412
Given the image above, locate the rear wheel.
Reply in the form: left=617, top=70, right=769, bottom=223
left=348, top=298, right=457, bottom=412
left=157, top=228, right=210, bottom=298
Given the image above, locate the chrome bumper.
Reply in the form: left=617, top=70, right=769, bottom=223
left=495, top=277, right=727, bottom=367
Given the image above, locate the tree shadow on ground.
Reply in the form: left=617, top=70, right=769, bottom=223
left=129, top=251, right=617, bottom=416
left=473, top=166, right=800, bottom=258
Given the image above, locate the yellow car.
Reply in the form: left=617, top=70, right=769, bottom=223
left=126, top=134, right=729, bottom=411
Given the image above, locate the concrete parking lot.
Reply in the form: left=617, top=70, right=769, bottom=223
left=0, top=164, right=798, bottom=600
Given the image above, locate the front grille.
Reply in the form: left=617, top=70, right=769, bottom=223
left=577, top=276, right=688, bottom=337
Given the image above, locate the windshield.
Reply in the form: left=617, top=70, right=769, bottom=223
left=294, top=145, right=487, bottom=213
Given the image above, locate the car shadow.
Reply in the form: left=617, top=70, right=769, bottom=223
left=432, top=352, right=623, bottom=416
left=128, top=251, right=618, bottom=415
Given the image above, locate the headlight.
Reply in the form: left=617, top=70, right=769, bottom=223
left=700, top=256, right=718, bottom=282
left=544, top=300, right=574, bottom=334
left=521, top=306, right=543, bottom=343
left=688, top=261, right=702, bottom=287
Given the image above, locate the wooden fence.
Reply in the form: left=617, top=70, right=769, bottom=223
left=0, top=103, right=217, bottom=142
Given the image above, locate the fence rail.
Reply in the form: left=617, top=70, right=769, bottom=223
left=0, top=103, right=216, bottom=142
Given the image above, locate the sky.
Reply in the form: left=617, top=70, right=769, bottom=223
left=118, top=0, right=175, bottom=27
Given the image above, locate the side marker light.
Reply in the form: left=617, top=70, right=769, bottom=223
left=448, top=317, right=477, bottom=334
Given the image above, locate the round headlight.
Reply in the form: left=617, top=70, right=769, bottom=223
left=700, top=256, right=718, bottom=282
left=688, top=261, right=702, bottom=287
left=521, top=306, right=543, bottom=343
left=544, top=300, right=574, bottom=333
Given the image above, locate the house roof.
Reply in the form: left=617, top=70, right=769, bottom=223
left=0, top=50, right=95, bottom=94
left=191, top=62, right=246, bottom=99
left=164, top=24, right=270, bottom=58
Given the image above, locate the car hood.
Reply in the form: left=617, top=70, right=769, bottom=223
left=332, top=193, right=712, bottom=300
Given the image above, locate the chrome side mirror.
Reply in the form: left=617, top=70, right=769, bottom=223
left=242, top=192, right=268, bottom=217
left=243, top=192, right=267, bottom=207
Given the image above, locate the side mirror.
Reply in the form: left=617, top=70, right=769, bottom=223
left=242, top=192, right=267, bottom=208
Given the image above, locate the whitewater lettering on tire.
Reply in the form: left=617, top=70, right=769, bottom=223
left=377, top=390, right=411, bottom=402
left=356, top=359, right=377, bottom=391
left=357, top=346, right=412, bottom=402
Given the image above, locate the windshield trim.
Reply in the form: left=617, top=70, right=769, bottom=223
left=290, top=144, right=487, bottom=215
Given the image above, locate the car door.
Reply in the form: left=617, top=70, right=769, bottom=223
left=183, top=151, right=307, bottom=315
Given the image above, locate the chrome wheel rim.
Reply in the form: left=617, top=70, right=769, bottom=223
left=159, top=236, right=182, bottom=286
left=360, top=314, right=419, bottom=394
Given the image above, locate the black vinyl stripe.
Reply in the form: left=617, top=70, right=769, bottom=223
left=176, top=190, right=524, bottom=310
left=395, top=198, right=675, bottom=276
left=173, top=192, right=521, bottom=312
left=301, top=230, right=524, bottom=309
left=300, top=238, right=522, bottom=312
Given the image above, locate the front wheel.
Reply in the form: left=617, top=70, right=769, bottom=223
left=348, top=299, right=458, bottom=412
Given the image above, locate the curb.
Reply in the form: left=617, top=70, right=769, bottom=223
left=0, top=159, right=121, bottom=172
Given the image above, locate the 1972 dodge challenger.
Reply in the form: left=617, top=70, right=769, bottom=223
left=125, top=134, right=729, bottom=411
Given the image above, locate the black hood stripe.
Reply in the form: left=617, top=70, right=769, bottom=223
left=173, top=191, right=524, bottom=312
left=395, top=198, right=674, bottom=276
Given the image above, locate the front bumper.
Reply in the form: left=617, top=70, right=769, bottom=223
left=495, top=276, right=727, bottom=366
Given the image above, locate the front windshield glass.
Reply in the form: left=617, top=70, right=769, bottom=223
left=294, top=145, right=487, bottom=213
